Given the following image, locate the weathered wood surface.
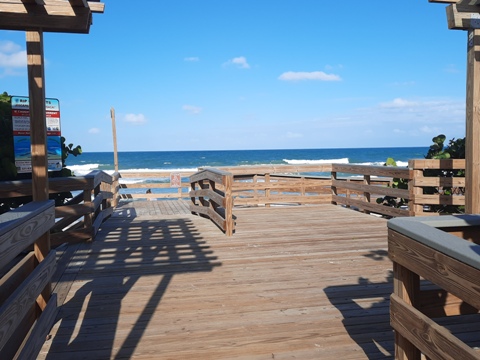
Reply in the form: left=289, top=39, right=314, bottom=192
left=38, top=201, right=480, bottom=359
left=39, top=202, right=396, bottom=359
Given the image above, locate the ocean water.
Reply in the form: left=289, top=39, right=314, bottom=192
left=66, top=147, right=429, bottom=176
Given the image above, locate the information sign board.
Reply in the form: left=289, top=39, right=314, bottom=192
left=11, top=96, right=62, bottom=173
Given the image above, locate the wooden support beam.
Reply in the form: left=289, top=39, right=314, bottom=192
left=0, top=1, right=104, bottom=33
left=26, top=30, right=51, bottom=307
left=26, top=31, right=48, bottom=203
left=447, top=4, right=480, bottom=30
left=430, top=0, right=480, bottom=4
left=0, top=7, right=91, bottom=33
left=68, top=0, right=88, bottom=7
left=465, top=29, right=480, bottom=213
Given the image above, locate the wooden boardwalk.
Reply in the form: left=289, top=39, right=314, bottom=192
left=39, top=201, right=394, bottom=359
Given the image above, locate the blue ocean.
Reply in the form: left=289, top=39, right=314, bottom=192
left=66, top=147, right=429, bottom=176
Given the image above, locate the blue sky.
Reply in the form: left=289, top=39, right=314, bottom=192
left=0, top=1, right=469, bottom=152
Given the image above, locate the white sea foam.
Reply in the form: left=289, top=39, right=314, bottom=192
left=355, top=161, right=409, bottom=167
left=283, top=158, right=349, bottom=165
left=120, top=168, right=198, bottom=173
left=68, top=163, right=100, bottom=176
left=119, top=178, right=145, bottom=184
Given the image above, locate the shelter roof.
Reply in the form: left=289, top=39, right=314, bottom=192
left=0, top=0, right=105, bottom=33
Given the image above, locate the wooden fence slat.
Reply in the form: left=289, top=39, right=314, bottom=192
left=0, top=252, right=35, bottom=305
left=0, top=250, right=56, bottom=352
left=413, top=194, right=465, bottom=206
left=388, top=229, right=480, bottom=309
left=234, top=194, right=332, bottom=206
left=0, top=201, right=55, bottom=270
left=216, top=164, right=333, bottom=175
left=189, top=188, right=226, bottom=207
left=54, top=203, right=92, bottom=218
left=390, top=294, right=479, bottom=360
left=50, top=228, right=90, bottom=247
left=410, top=159, right=466, bottom=170
left=332, top=179, right=410, bottom=199
left=190, top=169, right=228, bottom=184
left=332, top=163, right=410, bottom=178
left=412, top=177, right=465, bottom=187
left=92, top=207, right=113, bottom=237
left=189, top=204, right=226, bottom=230
left=14, top=294, right=58, bottom=360
left=333, top=195, right=410, bottom=217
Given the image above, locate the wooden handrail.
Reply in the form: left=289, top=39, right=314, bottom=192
left=196, top=160, right=465, bottom=218
left=0, top=200, right=57, bottom=359
left=408, top=159, right=465, bottom=216
left=331, top=163, right=410, bottom=216
left=0, top=170, right=114, bottom=246
left=112, top=170, right=195, bottom=202
left=190, top=168, right=234, bottom=236
left=388, top=215, right=480, bottom=359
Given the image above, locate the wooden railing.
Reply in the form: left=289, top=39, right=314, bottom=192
left=113, top=171, right=195, bottom=203
left=0, top=200, right=57, bottom=360
left=189, top=160, right=466, bottom=235
left=332, top=163, right=410, bottom=217
left=221, top=164, right=333, bottom=206
left=190, top=168, right=234, bottom=236
left=409, top=159, right=465, bottom=216
left=0, top=170, right=114, bottom=246
left=388, top=215, right=480, bottom=359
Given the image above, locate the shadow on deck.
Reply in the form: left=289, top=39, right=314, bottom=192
left=42, top=215, right=221, bottom=359
left=40, top=202, right=395, bottom=359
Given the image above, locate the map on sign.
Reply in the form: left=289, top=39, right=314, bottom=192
left=11, top=96, right=62, bottom=173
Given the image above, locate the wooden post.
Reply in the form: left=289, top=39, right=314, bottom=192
left=190, top=180, right=196, bottom=214
left=224, top=174, right=234, bottom=236
left=265, top=173, right=271, bottom=207
left=110, top=107, right=119, bottom=173
left=26, top=30, right=51, bottom=307
left=363, top=175, right=371, bottom=214
left=331, top=171, right=338, bottom=205
left=408, top=160, right=424, bottom=216
left=346, top=179, right=351, bottom=209
left=84, top=188, right=94, bottom=239
left=393, top=261, right=421, bottom=360
left=465, top=29, right=480, bottom=214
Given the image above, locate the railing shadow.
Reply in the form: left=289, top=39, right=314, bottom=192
left=324, top=250, right=394, bottom=359
left=45, top=216, right=221, bottom=359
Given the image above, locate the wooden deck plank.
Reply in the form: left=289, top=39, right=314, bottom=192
left=40, top=203, right=397, bottom=359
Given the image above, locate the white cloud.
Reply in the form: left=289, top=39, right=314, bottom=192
left=88, top=127, right=100, bottom=134
left=391, top=81, right=416, bottom=87
left=324, top=64, right=343, bottom=71
left=286, top=131, right=303, bottom=138
left=278, top=71, right=341, bottom=82
left=0, top=41, right=26, bottom=76
left=0, top=41, right=21, bottom=53
left=420, top=125, right=441, bottom=134
left=182, top=105, right=202, bottom=115
left=124, top=113, right=147, bottom=125
left=379, top=98, right=419, bottom=108
left=225, top=56, right=250, bottom=69
left=444, top=64, right=460, bottom=74
left=184, top=57, right=199, bottom=62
